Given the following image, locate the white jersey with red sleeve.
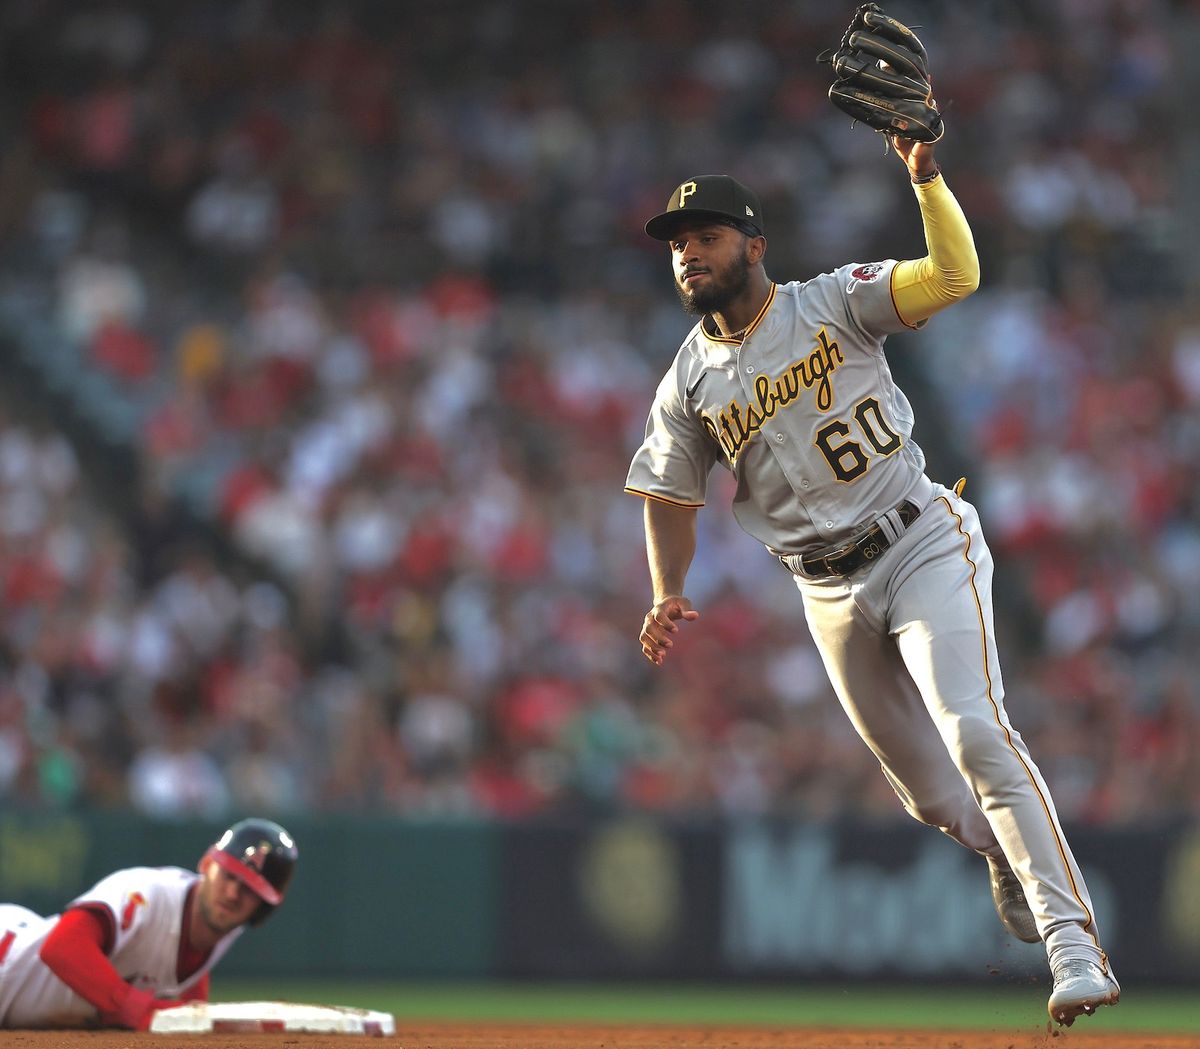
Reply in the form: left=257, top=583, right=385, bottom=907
left=0, top=866, right=242, bottom=1029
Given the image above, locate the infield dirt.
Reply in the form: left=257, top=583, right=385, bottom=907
left=1, top=1025, right=1197, bottom=1048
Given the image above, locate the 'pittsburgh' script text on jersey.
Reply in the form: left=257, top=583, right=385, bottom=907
left=702, top=326, right=845, bottom=461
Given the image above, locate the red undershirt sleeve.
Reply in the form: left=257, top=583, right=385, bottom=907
left=39, top=906, right=186, bottom=1030
left=38, top=907, right=130, bottom=1015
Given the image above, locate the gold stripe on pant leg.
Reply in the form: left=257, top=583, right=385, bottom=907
left=934, top=495, right=1100, bottom=946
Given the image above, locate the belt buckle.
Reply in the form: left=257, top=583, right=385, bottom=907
left=804, top=503, right=913, bottom=579
left=821, top=541, right=857, bottom=576
left=799, top=551, right=837, bottom=578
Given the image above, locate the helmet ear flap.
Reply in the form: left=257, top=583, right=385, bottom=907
left=246, top=899, right=275, bottom=926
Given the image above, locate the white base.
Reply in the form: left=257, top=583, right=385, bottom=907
left=149, top=1000, right=395, bottom=1037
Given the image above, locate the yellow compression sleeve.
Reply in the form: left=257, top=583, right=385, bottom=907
left=890, top=173, right=980, bottom=328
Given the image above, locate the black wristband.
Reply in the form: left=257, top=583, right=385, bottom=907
left=911, top=166, right=941, bottom=185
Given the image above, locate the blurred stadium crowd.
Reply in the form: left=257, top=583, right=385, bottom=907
left=0, top=0, right=1197, bottom=824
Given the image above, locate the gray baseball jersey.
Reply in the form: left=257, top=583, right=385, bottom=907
left=627, top=258, right=1112, bottom=975
left=626, top=262, right=922, bottom=552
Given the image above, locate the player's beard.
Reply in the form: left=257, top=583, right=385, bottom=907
left=677, top=246, right=752, bottom=316
left=197, top=884, right=252, bottom=935
left=197, top=893, right=237, bottom=935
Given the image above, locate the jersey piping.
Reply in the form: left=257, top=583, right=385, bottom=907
left=889, top=264, right=924, bottom=332
left=69, top=903, right=116, bottom=955
left=623, top=487, right=705, bottom=509
left=702, top=282, right=777, bottom=345
left=175, top=884, right=208, bottom=982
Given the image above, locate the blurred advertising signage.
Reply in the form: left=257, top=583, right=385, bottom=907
left=0, top=816, right=89, bottom=903
left=720, top=823, right=1117, bottom=977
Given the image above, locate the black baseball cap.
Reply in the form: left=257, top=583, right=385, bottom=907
left=645, top=175, right=765, bottom=241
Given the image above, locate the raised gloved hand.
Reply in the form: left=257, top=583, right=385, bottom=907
left=819, top=3, right=943, bottom=143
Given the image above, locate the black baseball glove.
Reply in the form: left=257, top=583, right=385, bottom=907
left=818, top=3, right=943, bottom=143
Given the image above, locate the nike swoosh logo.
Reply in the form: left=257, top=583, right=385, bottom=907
left=685, top=374, right=706, bottom=398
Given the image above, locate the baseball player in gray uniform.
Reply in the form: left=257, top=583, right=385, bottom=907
left=626, top=133, right=1119, bottom=1026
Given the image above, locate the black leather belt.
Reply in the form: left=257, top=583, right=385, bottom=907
left=785, top=500, right=921, bottom=578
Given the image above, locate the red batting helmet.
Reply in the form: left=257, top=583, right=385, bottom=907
left=202, top=818, right=298, bottom=926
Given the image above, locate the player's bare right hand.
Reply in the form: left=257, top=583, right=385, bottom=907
left=640, top=597, right=700, bottom=666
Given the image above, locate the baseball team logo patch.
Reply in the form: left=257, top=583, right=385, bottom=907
left=847, top=262, right=885, bottom=293
left=121, top=892, right=147, bottom=930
